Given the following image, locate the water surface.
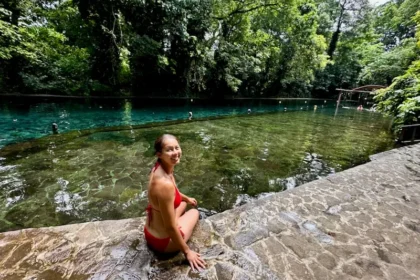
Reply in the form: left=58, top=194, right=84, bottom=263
left=0, top=97, right=358, bottom=148
left=0, top=107, right=394, bottom=232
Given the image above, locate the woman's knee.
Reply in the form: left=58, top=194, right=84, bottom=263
left=188, top=208, right=199, bottom=221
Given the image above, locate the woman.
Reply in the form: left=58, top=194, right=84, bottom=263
left=144, top=134, right=206, bottom=271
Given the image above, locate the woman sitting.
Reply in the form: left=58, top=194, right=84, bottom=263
left=144, top=134, right=206, bottom=271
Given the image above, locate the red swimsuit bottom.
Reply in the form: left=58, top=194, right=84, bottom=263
left=144, top=162, right=184, bottom=252
left=144, top=225, right=184, bottom=252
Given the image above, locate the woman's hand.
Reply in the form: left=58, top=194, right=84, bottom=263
left=185, top=250, right=206, bottom=271
left=184, top=196, right=197, bottom=207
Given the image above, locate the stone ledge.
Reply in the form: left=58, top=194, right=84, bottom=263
left=1, top=144, right=420, bottom=279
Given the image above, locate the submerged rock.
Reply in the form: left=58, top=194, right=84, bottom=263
left=268, top=152, right=335, bottom=193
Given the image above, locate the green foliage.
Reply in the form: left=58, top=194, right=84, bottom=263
left=311, top=0, right=375, bottom=97
left=359, top=38, right=418, bottom=85
left=208, top=0, right=327, bottom=97
left=374, top=60, right=420, bottom=127
left=373, top=0, right=419, bottom=49
left=0, top=20, right=36, bottom=60
left=374, top=12, right=420, bottom=128
left=0, top=0, right=91, bottom=94
left=0, top=0, right=419, bottom=102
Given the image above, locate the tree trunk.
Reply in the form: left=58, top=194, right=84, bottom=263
left=327, top=29, right=340, bottom=58
left=327, top=3, right=345, bottom=58
left=11, top=9, right=20, bottom=25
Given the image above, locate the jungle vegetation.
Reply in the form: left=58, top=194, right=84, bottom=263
left=0, top=0, right=419, bottom=124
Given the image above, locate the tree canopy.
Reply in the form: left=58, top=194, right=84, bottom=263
left=374, top=11, right=420, bottom=129
left=0, top=0, right=419, bottom=108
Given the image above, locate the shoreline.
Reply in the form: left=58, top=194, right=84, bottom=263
left=0, top=93, right=345, bottom=101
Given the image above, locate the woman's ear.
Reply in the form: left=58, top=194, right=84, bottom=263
left=156, top=152, right=162, bottom=159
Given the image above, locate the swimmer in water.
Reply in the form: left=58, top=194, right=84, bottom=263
left=52, top=123, right=58, bottom=134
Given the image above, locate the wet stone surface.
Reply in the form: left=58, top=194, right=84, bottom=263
left=1, top=144, right=420, bottom=279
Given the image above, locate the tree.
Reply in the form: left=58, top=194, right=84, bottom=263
left=374, top=11, right=420, bottom=129
left=325, top=0, right=371, bottom=58
left=373, top=0, right=420, bottom=49
left=73, top=0, right=125, bottom=92
left=359, top=38, right=418, bottom=85
left=312, top=0, right=375, bottom=97
left=0, top=0, right=92, bottom=94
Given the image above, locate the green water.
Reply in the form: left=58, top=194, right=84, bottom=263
left=0, top=109, right=394, bottom=232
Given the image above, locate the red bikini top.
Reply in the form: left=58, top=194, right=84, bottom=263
left=146, top=161, right=182, bottom=225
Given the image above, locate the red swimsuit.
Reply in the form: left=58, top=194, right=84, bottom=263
left=144, top=162, right=184, bottom=252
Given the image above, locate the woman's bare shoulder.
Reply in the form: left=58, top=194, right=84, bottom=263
left=149, top=176, right=174, bottom=197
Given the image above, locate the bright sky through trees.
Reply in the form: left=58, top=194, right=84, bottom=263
left=370, top=0, right=389, bottom=6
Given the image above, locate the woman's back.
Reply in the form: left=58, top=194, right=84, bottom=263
left=146, top=164, right=178, bottom=238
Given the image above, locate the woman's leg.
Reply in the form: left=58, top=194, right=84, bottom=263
left=164, top=208, right=199, bottom=253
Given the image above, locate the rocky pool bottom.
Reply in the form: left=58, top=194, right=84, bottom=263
left=1, top=143, right=419, bottom=280
left=0, top=109, right=394, bottom=232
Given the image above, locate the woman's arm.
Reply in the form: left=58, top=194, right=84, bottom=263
left=180, top=192, right=197, bottom=207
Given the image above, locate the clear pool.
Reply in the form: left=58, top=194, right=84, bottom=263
left=0, top=97, right=394, bottom=232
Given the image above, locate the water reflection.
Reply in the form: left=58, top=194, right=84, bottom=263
left=122, top=100, right=132, bottom=126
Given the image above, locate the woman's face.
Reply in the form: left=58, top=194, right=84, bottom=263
left=158, top=137, right=182, bottom=165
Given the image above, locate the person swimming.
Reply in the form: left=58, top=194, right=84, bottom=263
left=144, top=134, right=206, bottom=271
left=52, top=123, right=58, bottom=134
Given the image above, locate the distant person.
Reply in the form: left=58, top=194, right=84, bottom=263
left=52, top=123, right=58, bottom=134
left=357, top=105, right=363, bottom=111
left=188, top=112, right=193, bottom=120
left=247, top=108, right=252, bottom=114
left=144, top=134, right=206, bottom=271
left=314, top=105, right=317, bottom=111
